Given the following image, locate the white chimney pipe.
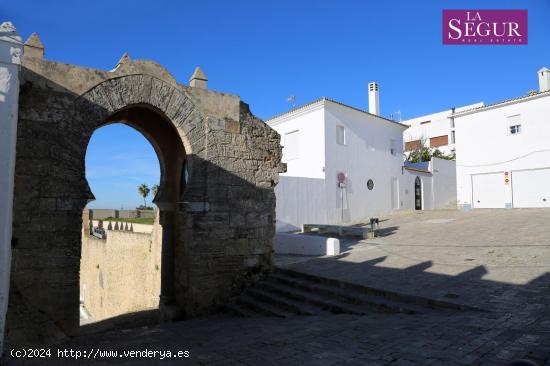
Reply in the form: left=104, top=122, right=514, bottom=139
left=368, top=82, right=379, bottom=115
left=539, top=67, right=550, bottom=92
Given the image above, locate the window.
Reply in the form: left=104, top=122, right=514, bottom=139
left=450, top=117, right=455, bottom=128
left=429, top=135, right=448, bottom=147
left=283, top=130, right=299, bottom=161
left=510, top=124, right=521, bottom=135
left=336, top=125, right=346, bottom=145
left=405, top=140, right=421, bottom=151
left=390, top=139, right=396, bottom=156
left=451, top=130, right=456, bottom=144
left=507, top=115, right=521, bottom=135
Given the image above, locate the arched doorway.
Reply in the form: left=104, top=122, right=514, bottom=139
left=80, top=105, right=188, bottom=330
left=81, top=123, right=163, bottom=325
left=415, top=176, right=422, bottom=210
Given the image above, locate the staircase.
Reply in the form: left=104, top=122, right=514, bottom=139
left=225, top=267, right=476, bottom=318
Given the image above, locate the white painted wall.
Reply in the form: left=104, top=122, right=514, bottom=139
left=323, top=101, right=407, bottom=223
left=403, top=103, right=483, bottom=156
left=431, top=158, right=458, bottom=208
left=268, top=104, right=325, bottom=179
left=0, top=21, right=22, bottom=356
left=401, top=169, right=433, bottom=210
left=270, top=99, right=413, bottom=231
left=270, top=99, right=458, bottom=231
left=275, top=176, right=327, bottom=232
left=454, top=93, right=550, bottom=208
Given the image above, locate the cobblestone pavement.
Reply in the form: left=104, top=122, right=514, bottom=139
left=6, top=209, right=550, bottom=365
left=285, top=209, right=550, bottom=313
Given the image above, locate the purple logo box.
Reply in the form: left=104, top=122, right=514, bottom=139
left=443, top=10, right=528, bottom=45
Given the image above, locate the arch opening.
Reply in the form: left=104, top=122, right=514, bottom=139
left=80, top=105, right=188, bottom=330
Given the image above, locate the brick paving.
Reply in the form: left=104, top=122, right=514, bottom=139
left=5, top=209, right=550, bottom=366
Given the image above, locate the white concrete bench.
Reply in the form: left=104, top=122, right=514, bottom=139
left=274, top=233, right=340, bottom=256
left=302, top=224, right=370, bottom=239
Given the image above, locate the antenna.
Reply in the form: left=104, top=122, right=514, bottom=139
left=286, top=95, right=296, bottom=108
left=391, top=110, right=402, bottom=122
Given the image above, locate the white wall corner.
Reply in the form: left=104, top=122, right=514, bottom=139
left=0, top=20, right=23, bottom=356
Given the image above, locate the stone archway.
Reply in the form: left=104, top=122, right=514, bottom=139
left=7, top=54, right=285, bottom=347
left=78, top=76, right=208, bottom=324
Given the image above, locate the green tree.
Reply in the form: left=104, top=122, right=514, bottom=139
left=407, top=140, right=455, bottom=163
left=432, top=148, right=455, bottom=161
left=407, top=140, right=433, bottom=163
left=138, top=184, right=150, bottom=207
left=151, top=184, right=159, bottom=198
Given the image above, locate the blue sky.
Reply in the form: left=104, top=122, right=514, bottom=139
left=84, top=124, right=160, bottom=209
left=3, top=0, right=549, bottom=208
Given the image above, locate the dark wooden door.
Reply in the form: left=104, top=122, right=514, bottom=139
left=415, top=176, right=422, bottom=210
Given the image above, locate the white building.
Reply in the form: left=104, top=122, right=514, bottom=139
left=268, top=85, right=457, bottom=232
left=0, top=21, right=22, bottom=355
left=454, top=68, right=550, bottom=209
left=402, top=102, right=484, bottom=156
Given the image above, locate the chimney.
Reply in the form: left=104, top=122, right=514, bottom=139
left=368, top=82, right=379, bottom=115
left=539, top=67, right=550, bottom=92
left=189, top=66, right=208, bottom=89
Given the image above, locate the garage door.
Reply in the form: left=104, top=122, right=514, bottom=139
left=472, top=172, right=505, bottom=208
left=512, top=168, right=550, bottom=208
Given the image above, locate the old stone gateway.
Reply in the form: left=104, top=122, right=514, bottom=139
left=7, top=39, right=284, bottom=346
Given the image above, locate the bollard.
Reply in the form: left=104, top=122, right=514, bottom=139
left=369, top=218, right=379, bottom=238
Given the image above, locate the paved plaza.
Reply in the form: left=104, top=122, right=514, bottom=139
left=6, top=209, right=550, bottom=366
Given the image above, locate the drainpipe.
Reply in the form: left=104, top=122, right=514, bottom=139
left=0, top=21, right=23, bottom=356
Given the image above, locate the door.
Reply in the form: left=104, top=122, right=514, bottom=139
left=512, top=168, right=550, bottom=208
left=391, top=177, right=399, bottom=210
left=472, top=172, right=505, bottom=208
left=414, top=176, right=422, bottom=210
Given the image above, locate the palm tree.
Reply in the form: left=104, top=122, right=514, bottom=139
left=151, top=184, right=159, bottom=198
left=138, top=184, right=150, bottom=208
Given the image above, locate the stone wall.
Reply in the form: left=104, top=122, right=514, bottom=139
left=89, top=209, right=155, bottom=220
left=80, top=217, right=161, bottom=322
left=7, top=42, right=284, bottom=347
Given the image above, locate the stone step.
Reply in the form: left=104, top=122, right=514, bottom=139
left=224, top=302, right=262, bottom=318
left=265, top=273, right=423, bottom=315
left=274, top=267, right=479, bottom=312
left=245, top=287, right=328, bottom=316
left=236, top=294, right=296, bottom=318
left=256, top=279, right=371, bottom=315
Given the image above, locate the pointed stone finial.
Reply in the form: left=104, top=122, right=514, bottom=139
left=107, top=221, right=112, bottom=230
left=129, top=223, right=134, bottom=232
left=189, top=66, right=208, bottom=89
left=24, top=32, right=44, bottom=59
left=114, top=222, right=119, bottom=230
